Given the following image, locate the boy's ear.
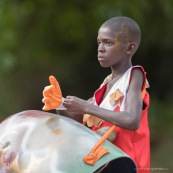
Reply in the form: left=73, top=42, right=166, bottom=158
left=126, top=42, right=137, bottom=55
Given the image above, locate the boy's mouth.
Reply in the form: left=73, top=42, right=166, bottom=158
left=98, top=55, right=105, bottom=61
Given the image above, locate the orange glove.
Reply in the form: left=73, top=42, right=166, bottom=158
left=42, top=76, right=62, bottom=111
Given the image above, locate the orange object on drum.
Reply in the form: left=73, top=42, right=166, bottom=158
left=42, top=76, right=62, bottom=110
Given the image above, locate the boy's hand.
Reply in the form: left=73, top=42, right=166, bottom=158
left=63, top=96, right=89, bottom=114
left=42, top=76, right=62, bottom=111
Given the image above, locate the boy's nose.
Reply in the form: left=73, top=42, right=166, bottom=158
left=98, top=43, right=105, bottom=52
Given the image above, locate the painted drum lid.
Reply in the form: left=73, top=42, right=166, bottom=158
left=0, top=110, right=136, bottom=173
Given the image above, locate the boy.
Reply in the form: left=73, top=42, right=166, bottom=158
left=42, top=16, right=150, bottom=173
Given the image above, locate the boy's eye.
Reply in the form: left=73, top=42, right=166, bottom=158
left=106, top=41, right=112, bottom=45
left=97, top=41, right=101, bottom=45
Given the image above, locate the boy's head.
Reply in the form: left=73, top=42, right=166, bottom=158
left=100, top=16, right=141, bottom=54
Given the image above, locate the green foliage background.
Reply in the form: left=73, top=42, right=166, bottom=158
left=0, top=0, right=173, bottom=172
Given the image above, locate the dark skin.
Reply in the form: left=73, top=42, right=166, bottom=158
left=59, top=26, right=143, bottom=131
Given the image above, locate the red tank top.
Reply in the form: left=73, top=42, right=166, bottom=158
left=92, top=66, right=150, bottom=173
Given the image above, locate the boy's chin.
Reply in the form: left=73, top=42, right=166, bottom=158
left=99, top=63, right=110, bottom=68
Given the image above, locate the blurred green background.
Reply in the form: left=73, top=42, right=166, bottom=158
left=0, top=0, right=173, bottom=172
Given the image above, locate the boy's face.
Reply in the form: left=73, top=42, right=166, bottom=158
left=97, top=27, right=127, bottom=68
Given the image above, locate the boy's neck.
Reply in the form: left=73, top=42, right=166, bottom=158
left=111, top=62, right=132, bottom=79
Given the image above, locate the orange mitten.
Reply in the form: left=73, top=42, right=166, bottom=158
left=42, top=76, right=62, bottom=111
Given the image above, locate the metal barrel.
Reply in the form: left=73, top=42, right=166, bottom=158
left=0, top=110, right=136, bottom=173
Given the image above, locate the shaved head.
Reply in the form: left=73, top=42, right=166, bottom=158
left=100, top=16, right=141, bottom=47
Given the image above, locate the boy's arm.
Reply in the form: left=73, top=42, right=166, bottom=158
left=57, top=110, right=83, bottom=123
left=63, top=68, right=144, bottom=130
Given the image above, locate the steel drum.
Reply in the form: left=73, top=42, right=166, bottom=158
left=0, top=110, right=136, bottom=173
